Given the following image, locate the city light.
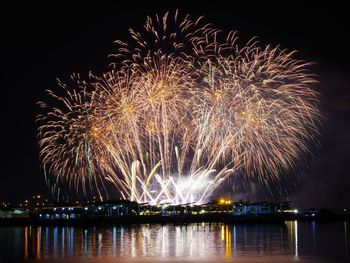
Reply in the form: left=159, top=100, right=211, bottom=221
left=219, top=199, right=232, bottom=205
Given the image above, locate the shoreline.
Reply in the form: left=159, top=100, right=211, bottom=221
left=1, top=213, right=348, bottom=227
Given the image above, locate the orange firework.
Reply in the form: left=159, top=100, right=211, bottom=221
left=37, top=11, right=320, bottom=204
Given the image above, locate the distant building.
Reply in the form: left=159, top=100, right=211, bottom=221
left=231, top=202, right=291, bottom=216
left=0, top=207, right=29, bottom=218
left=32, top=200, right=136, bottom=220
left=232, top=203, right=272, bottom=215
left=302, top=208, right=335, bottom=219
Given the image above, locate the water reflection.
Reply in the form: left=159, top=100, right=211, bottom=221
left=286, top=220, right=298, bottom=258
left=17, top=223, right=292, bottom=259
left=0, top=221, right=349, bottom=262
left=345, top=221, right=349, bottom=258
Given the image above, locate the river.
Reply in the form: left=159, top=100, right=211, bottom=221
left=0, top=221, right=349, bottom=262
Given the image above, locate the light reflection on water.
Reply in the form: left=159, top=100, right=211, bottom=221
left=0, top=221, right=349, bottom=262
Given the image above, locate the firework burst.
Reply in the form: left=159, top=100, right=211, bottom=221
left=37, top=11, right=320, bottom=204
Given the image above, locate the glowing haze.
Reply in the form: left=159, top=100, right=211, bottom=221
left=37, top=11, right=320, bottom=205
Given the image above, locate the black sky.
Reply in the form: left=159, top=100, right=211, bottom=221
left=0, top=1, right=349, bottom=211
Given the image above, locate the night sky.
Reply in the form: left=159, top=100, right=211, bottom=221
left=1, top=1, right=349, bottom=211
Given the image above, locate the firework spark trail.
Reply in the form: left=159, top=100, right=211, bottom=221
left=37, top=11, right=320, bottom=204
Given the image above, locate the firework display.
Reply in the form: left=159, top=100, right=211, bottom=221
left=37, top=11, right=320, bottom=205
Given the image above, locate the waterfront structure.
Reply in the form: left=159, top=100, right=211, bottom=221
left=0, top=207, right=29, bottom=218
left=0, top=200, right=295, bottom=219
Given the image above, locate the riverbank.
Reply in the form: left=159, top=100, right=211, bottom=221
left=1, top=213, right=348, bottom=226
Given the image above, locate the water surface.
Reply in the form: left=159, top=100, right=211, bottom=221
left=0, top=221, right=349, bottom=262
